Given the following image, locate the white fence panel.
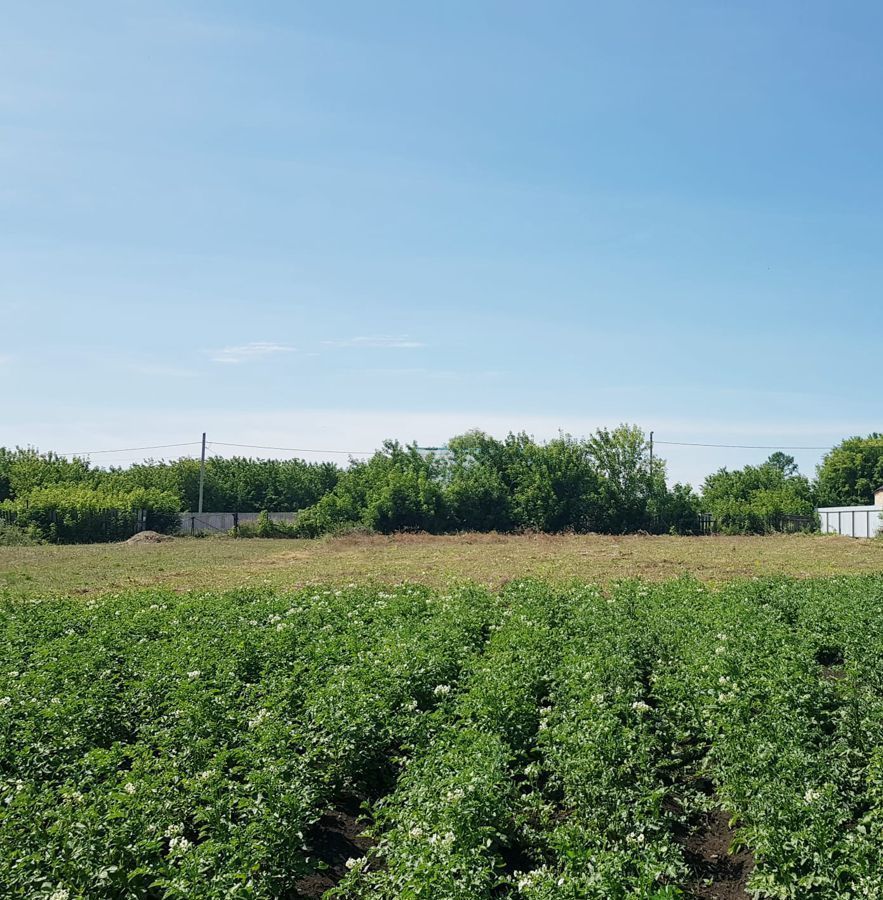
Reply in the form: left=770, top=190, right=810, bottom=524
left=817, top=506, right=883, bottom=538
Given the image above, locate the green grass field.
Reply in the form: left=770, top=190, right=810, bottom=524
left=1, top=532, right=883, bottom=600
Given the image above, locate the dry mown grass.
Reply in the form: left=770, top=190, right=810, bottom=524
left=2, top=532, right=882, bottom=600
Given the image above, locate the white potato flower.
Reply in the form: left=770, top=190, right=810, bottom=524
left=169, top=835, right=191, bottom=853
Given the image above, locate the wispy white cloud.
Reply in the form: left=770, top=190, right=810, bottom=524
left=129, top=363, right=201, bottom=378
left=209, top=342, right=296, bottom=364
left=354, top=367, right=504, bottom=382
left=323, top=335, right=425, bottom=349
left=0, top=354, right=13, bottom=366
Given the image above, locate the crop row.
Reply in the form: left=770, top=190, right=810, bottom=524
left=335, top=581, right=585, bottom=898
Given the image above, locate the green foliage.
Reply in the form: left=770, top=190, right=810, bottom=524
left=3, top=578, right=883, bottom=897
left=517, top=585, right=687, bottom=897
left=0, top=485, right=180, bottom=543
left=652, top=482, right=702, bottom=534
left=0, top=448, right=342, bottom=543
left=338, top=583, right=583, bottom=899
left=20, top=428, right=883, bottom=541
left=234, top=511, right=300, bottom=538
left=0, top=521, right=42, bottom=546
left=106, top=455, right=341, bottom=513
left=294, top=426, right=691, bottom=537
left=0, top=448, right=340, bottom=515
left=815, top=434, right=883, bottom=506
left=294, top=442, right=449, bottom=537
left=0, top=584, right=495, bottom=899
left=0, top=448, right=98, bottom=501
left=363, top=445, right=448, bottom=533
left=443, top=433, right=514, bottom=532
left=651, top=577, right=883, bottom=897
left=587, top=425, right=656, bottom=533
left=701, top=454, right=816, bottom=534
left=495, top=433, right=602, bottom=532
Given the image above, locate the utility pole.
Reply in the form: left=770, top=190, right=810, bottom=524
left=648, top=430, right=655, bottom=528
left=197, top=432, right=206, bottom=515
left=649, top=430, right=654, bottom=481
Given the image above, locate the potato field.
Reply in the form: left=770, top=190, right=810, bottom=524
left=2, top=576, right=883, bottom=899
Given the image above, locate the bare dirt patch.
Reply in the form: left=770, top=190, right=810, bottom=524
left=816, top=646, right=847, bottom=681
left=684, top=808, right=754, bottom=899
left=295, top=797, right=373, bottom=899
left=123, top=531, right=174, bottom=545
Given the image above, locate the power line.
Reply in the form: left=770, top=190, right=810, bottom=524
left=28, top=434, right=878, bottom=462
left=209, top=441, right=373, bottom=456
left=654, top=440, right=834, bottom=451
left=57, top=442, right=201, bottom=457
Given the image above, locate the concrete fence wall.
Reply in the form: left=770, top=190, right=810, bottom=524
left=178, top=511, right=299, bottom=535
left=817, top=506, right=883, bottom=538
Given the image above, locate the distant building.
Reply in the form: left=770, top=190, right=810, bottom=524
left=876, top=486, right=883, bottom=508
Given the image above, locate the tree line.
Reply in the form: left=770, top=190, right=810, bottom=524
left=1, top=428, right=881, bottom=542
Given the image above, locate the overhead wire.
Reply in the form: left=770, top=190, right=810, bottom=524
left=654, top=439, right=835, bottom=451
left=36, top=435, right=878, bottom=463
left=57, top=442, right=202, bottom=458
left=209, top=441, right=373, bottom=456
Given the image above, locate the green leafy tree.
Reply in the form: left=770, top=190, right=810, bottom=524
left=653, top=482, right=702, bottom=534
left=442, top=431, right=603, bottom=532
left=443, top=431, right=514, bottom=531
left=507, top=434, right=602, bottom=532
left=106, top=456, right=340, bottom=512
left=815, top=434, right=883, bottom=506
left=295, top=442, right=450, bottom=536
left=0, top=447, right=97, bottom=499
left=587, top=424, right=655, bottom=532
left=702, top=455, right=815, bottom=534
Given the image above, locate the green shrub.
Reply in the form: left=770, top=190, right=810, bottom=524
left=234, top=511, right=300, bottom=538
left=0, top=521, right=42, bottom=546
left=0, top=485, right=180, bottom=543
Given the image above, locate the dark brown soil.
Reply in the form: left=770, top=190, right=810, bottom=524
left=821, top=665, right=846, bottom=681
left=294, top=798, right=374, bottom=899
left=684, top=808, right=754, bottom=899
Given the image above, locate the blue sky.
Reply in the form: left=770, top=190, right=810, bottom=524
left=2, top=1, right=881, bottom=486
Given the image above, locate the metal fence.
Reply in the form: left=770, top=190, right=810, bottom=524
left=697, top=513, right=817, bottom=536
left=179, top=511, right=299, bottom=535
left=818, top=506, right=883, bottom=539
